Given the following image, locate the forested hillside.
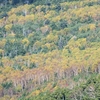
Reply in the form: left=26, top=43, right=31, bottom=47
left=0, top=0, right=100, bottom=100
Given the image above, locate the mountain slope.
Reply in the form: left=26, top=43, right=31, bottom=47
left=0, top=0, right=100, bottom=99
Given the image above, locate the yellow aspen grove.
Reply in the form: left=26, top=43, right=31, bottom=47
left=0, top=0, right=100, bottom=99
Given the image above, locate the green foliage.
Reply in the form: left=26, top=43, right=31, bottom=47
left=1, top=81, right=12, bottom=89
left=4, top=40, right=26, bottom=58
left=29, top=62, right=36, bottom=69
left=0, top=0, right=100, bottom=99
left=22, top=74, right=100, bottom=100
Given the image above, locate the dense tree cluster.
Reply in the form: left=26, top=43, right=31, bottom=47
left=21, top=74, right=100, bottom=100
left=0, top=0, right=100, bottom=99
left=0, top=0, right=35, bottom=5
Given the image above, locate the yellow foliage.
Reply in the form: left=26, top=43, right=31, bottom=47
left=0, top=74, right=6, bottom=83
left=52, top=16, right=61, bottom=22
left=5, top=24, right=12, bottom=31
left=45, top=11, right=56, bottom=19
left=25, top=14, right=34, bottom=21
left=40, top=25, right=49, bottom=34
left=0, top=1, right=100, bottom=98
left=35, top=12, right=45, bottom=21
left=34, top=41, right=42, bottom=47
left=2, top=66, right=13, bottom=74
left=0, top=39, right=6, bottom=49
left=89, top=24, right=96, bottom=30
left=32, top=90, right=40, bottom=96
left=18, top=14, right=34, bottom=24
left=79, top=24, right=96, bottom=32
left=0, top=49, right=4, bottom=54
left=46, top=33, right=58, bottom=43
left=28, top=33, right=34, bottom=38
left=22, top=38, right=29, bottom=46
left=10, top=39, right=15, bottom=43
left=15, top=85, right=22, bottom=92
left=8, top=32, right=15, bottom=38
left=10, top=97, right=17, bottom=100
left=53, top=86, right=58, bottom=91
left=0, top=19, right=4, bottom=27
left=36, top=5, right=42, bottom=12
left=8, top=8, right=16, bottom=15
left=0, top=95, right=10, bottom=100
left=79, top=25, right=88, bottom=32
left=8, top=4, right=32, bottom=15
left=62, top=49, right=69, bottom=56
left=44, top=43, right=57, bottom=50
left=7, top=14, right=17, bottom=24
left=0, top=85, right=3, bottom=91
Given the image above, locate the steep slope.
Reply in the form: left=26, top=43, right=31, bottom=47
left=0, top=0, right=100, bottom=99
